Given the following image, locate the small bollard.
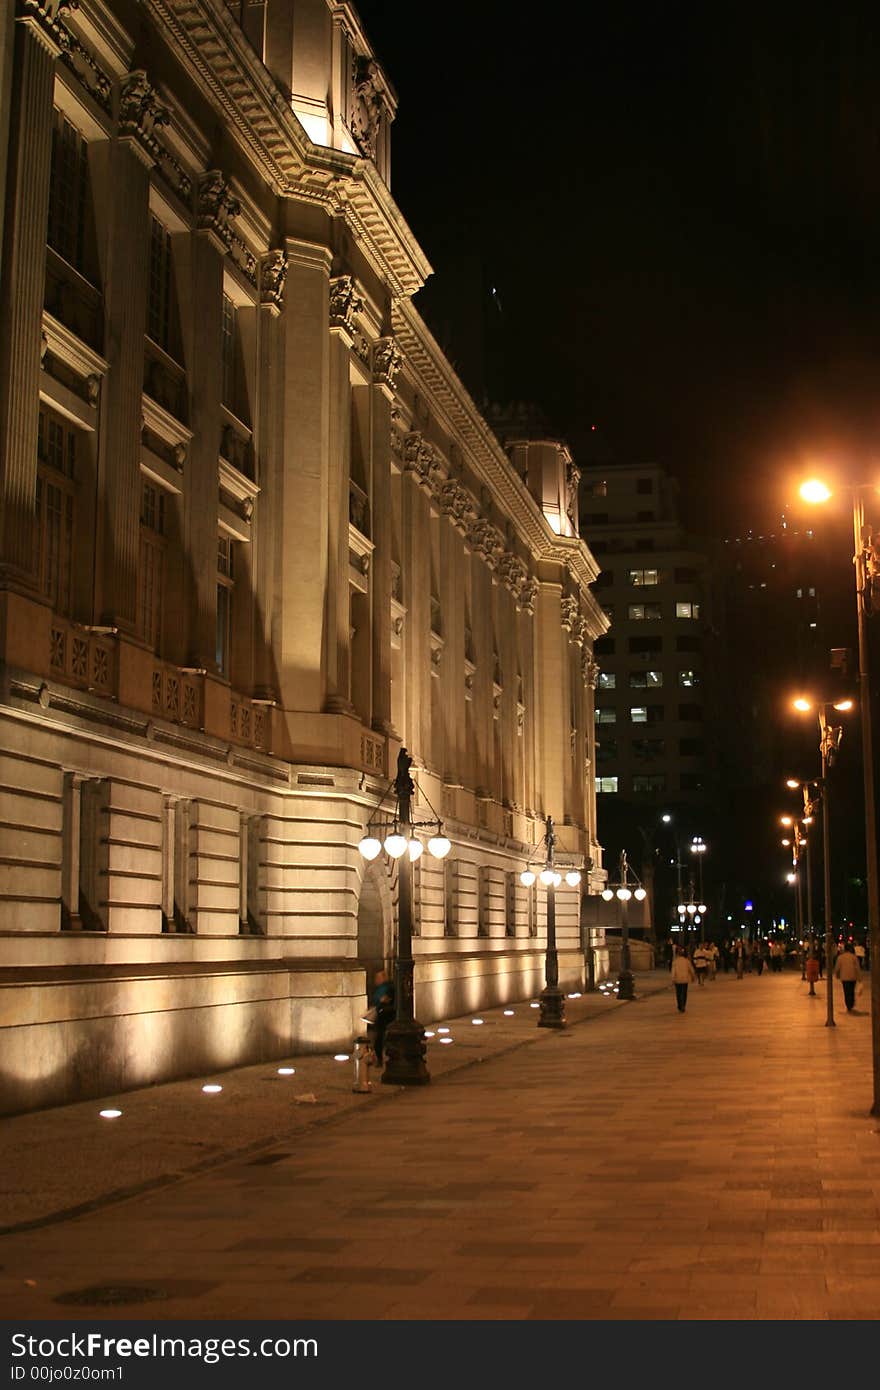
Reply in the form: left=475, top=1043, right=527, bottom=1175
left=352, top=1035, right=372, bottom=1093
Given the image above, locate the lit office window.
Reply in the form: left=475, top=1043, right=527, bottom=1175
left=628, top=568, right=659, bottom=586
left=597, top=671, right=616, bottom=690
left=676, top=601, right=700, bottom=620
left=596, top=777, right=619, bottom=794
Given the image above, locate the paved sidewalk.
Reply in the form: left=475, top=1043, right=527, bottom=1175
left=2, top=968, right=878, bottom=1320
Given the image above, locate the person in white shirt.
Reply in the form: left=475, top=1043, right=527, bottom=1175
left=671, top=946, right=697, bottom=1012
left=693, top=943, right=711, bottom=986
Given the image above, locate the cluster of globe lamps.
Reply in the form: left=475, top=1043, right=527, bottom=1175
left=358, top=827, right=451, bottom=862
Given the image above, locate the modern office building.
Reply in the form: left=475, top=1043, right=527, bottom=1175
left=577, top=462, right=717, bottom=935
left=0, top=0, right=609, bottom=1113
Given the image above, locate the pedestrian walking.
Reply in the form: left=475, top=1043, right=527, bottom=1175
left=834, top=942, right=861, bottom=1013
left=708, top=942, right=719, bottom=979
left=805, top=951, right=820, bottom=996
left=734, top=938, right=745, bottom=979
left=693, top=942, right=711, bottom=986
left=671, top=945, right=697, bottom=1012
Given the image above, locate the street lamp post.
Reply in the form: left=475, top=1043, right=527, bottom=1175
left=690, top=836, right=707, bottom=940
left=800, top=478, right=880, bottom=1109
left=357, top=747, right=451, bottom=1086
left=520, top=817, right=581, bottom=1029
left=793, top=696, right=852, bottom=1027
left=819, top=708, right=837, bottom=1029
left=602, top=849, right=647, bottom=1001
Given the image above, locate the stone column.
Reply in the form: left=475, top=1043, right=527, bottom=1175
left=324, top=297, right=354, bottom=715
left=0, top=10, right=59, bottom=582
left=535, top=581, right=566, bottom=822
left=161, top=795, right=175, bottom=930
left=254, top=249, right=286, bottom=698
left=91, top=97, right=154, bottom=631
left=277, top=238, right=331, bottom=714
left=369, top=338, right=398, bottom=735
left=176, top=174, right=230, bottom=668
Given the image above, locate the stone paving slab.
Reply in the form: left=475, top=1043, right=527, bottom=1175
left=1, top=969, right=878, bottom=1321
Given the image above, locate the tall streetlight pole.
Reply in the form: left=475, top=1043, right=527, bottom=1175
left=519, top=817, right=582, bottom=1029
left=602, top=849, right=647, bottom=1000
left=819, top=710, right=835, bottom=1029
left=800, top=478, right=880, bottom=1110
left=794, top=697, right=852, bottom=1026
left=357, top=747, right=452, bottom=1086
left=690, top=836, right=707, bottom=940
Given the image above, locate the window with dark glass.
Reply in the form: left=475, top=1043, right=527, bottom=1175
left=594, top=636, right=615, bottom=655
left=628, top=602, right=662, bottom=621
left=633, top=774, right=666, bottom=792
left=629, top=635, right=662, bottom=653
left=630, top=670, right=663, bottom=688
left=47, top=110, right=88, bottom=272
left=148, top=217, right=173, bottom=351
left=216, top=534, right=234, bottom=677
left=636, top=478, right=654, bottom=494
left=138, top=480, right=166, bottom=653
left=36, top=409, right=76, bottom=615
left=678, top=703, right=703, bottom=721
left=679, top=738, right=705, bottom=756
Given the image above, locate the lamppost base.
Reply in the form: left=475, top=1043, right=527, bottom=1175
left=538, top=986, right=566, bottom=1028
left=381, top=1018, right=430, bottom=1086
left=617, top=970, right=636, bottom=1001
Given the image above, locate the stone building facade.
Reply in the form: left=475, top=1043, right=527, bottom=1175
left=0, top=0, right=607, bottom=1113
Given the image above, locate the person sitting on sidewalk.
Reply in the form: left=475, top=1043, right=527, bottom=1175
left=671, top=946, right=697, bottom=1012
left=834, top=942, right=861, bottom=1013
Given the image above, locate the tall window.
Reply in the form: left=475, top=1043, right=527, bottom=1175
left=47, top=111, right=88, bottom=272
left=36, top=409, right=76, bottom=615
left=216, top=534, right=234, bottom=677
left=138, top=481, right=166, bottom=652
left=148, top=217, right=173, bottom=351
left=221, top=294, right=236, bottom=408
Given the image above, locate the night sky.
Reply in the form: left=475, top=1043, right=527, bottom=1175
left=356, top=3, right=880, bottom=537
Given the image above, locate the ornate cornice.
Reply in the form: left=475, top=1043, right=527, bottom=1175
left=392, top=299, right=602, bottom=596
left=145, top=0, right=430, bottom=297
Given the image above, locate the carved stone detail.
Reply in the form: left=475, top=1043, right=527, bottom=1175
left=466, top=517, right=503, bottom=570
left=573, top=616, right=589, bottom=648
left=260, top=249, right=288, bottom=312
left=118, top=70, right=169, bottom=159
left=373, top=336, right=402, bottom=391
left=583, top=651, right=600, bottom=688
left=560, top=595, right=579, bottom=633
left=403, top=432, right=438, bottom=491
left=351, top=56, right=383, bottom=160
left=436, top=478, right=474, bottom=534
left=519, top=578, right=539, bottom=616
left=197, top=171, right=240, bottom=250
left=329, top=275, right=363, bottom=337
